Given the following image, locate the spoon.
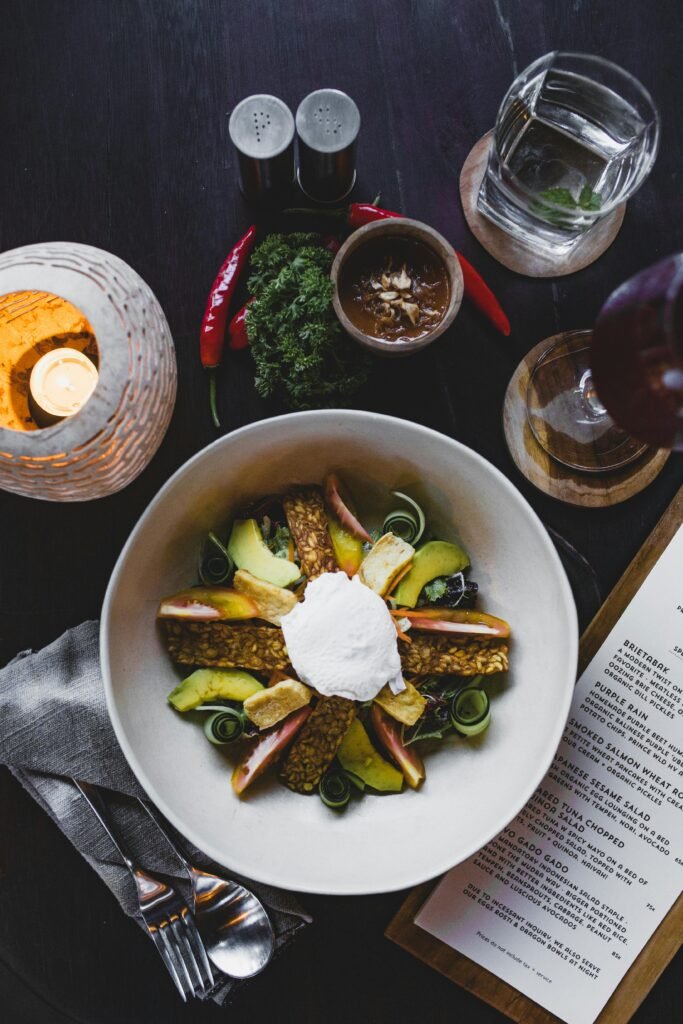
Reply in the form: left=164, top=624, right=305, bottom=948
left=139, top=799, right=274, bottom=979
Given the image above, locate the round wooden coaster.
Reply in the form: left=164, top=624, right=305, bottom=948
left=503, top=335, right=670, bottom=507
left=460, top=132, right=627, bottom=278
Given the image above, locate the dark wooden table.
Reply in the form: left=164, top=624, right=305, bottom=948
left=0, top=2, right=681, bottom=1021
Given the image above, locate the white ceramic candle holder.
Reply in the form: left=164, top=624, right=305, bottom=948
left=0, top=242, right=177, bottom=501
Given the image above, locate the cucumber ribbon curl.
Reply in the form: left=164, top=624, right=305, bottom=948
left=382, top=491, right=426, bottom=545
left=200, top=706, right=248, bottom=744
left=450, top=687, right=491, bottom=737
left=318, top=770, right=352, bottom=809
left=199, top=531, right=235, bottom=586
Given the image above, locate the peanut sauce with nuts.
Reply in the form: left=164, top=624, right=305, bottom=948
left=338, top=238, right=450, bottom=342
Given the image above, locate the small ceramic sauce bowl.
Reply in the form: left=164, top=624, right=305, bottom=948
left=331, top=217, right=463, bottom=357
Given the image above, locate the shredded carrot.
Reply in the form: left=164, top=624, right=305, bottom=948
left=387, top=562, right=413, bottom=596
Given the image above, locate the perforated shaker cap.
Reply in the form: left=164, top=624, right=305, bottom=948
left=229, top=95, right=295, bottom=204
left=296, top=89, right=360, bottom=153
left=296, top=89, right=361, bottom=203
left=229, top=94, right=294, bottom=159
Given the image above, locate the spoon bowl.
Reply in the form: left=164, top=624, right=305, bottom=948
left=142, top=800, right=274, bottom=979
left=184, top=864, right=274, bottom=979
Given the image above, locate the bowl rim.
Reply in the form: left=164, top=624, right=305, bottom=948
left=330, top=217, right=464, bottom=355
left=101, top=409, right=578, bottom=895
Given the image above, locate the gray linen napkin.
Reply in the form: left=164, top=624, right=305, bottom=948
left=0, top=620, right=312, bottom=1004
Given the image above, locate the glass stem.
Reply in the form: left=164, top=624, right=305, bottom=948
left=578, top=368, right=609, bottom=420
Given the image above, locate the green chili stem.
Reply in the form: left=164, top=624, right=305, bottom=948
left=208, top=371, right=220, bottom=429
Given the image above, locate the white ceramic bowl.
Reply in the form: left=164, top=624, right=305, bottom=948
left=102, top=411, right=577, bottom=895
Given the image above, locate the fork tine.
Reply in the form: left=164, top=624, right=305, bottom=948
left=148, top=926, right=187, bottom=1002
left=158, top=920, right=194, bottom=1000
left=179, top=908, right=215, bottom=993
left=170, top=914, right=206, bottom=996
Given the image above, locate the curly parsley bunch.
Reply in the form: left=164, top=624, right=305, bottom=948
left=246, top=233, right=370, bottom=410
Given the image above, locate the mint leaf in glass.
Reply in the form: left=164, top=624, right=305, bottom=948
left=537, top=188, right=578, bottom=208
left=533, top=185, right=602, bottom=227
left=578, top=186, right=602, bottom=210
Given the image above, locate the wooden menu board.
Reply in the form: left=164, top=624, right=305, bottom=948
left=386, top=487, right=682, bottom=1024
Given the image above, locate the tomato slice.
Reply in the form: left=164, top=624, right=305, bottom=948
left=158, top=588, right=258, bottom=621
left=395, top=608, right=510, bottom=638
left=370, top=705, right=425, bottom=789
left=324, top=473, right=372, bottom=543
left=232, top=707, right=312, bottom=795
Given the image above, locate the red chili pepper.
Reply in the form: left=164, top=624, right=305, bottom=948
left=345, top=204, right=510, bottom=336
left=228, top=298, right=254, bottom=351
left=347, top=202, right=401, bottom=228
left=455, top=252, right=510, bottom=336
left=200, top=224, right=257, bottom=426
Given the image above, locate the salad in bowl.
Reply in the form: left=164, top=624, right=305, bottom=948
left=158, top=474, right=511, bottom=809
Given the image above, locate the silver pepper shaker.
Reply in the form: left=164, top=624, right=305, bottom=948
left=229, top=94, right=295, bottom=205
left=295, top=89, right=361, bottom=204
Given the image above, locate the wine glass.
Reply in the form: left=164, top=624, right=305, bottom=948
left=526, top=253, right=683, bottom=471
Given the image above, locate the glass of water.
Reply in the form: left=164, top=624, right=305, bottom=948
left=477, top=52, right=660, bottom=256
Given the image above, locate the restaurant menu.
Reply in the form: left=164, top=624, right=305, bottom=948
left=416, top=526, right=683, bottom=1024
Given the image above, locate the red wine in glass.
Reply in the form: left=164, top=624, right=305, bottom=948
left=592, top=253, right=683, bottom=451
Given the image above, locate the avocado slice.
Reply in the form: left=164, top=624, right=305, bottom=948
left=228, top=519, right=300, bottom=588
left=392, top=540, right=469, bottom=608
left=168, top=668, right=264, bottom=712
left=337, top=719, right=403, bottom=792
left=328, top=516, right=364, bottom=575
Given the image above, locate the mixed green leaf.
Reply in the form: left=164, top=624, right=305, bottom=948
left=403, top=675, right=485, bottom=745
left=422, top=577, right=448, bottom=602
left=259, top=518, right=294, bottom=561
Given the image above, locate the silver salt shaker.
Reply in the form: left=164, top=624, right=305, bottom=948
left=295, top=89, right=360, bottom=204
left=229, top=94, right=295, bottom=205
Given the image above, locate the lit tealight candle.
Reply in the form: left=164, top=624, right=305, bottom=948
left=29, top=348, right=99, bottom=427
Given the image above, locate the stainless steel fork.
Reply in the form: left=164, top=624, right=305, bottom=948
left=73, top=779, right=215, bottom=1001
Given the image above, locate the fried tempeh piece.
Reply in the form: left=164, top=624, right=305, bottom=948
left=374, top=679, right=426, bottom=726
left=399, top=635, right=509, bottom=676
left=233, top=569, right=298, bottom=625
left=357, top=533, right=414, bottom=596
left=163, top=620, right=289, bottom=671
left=243, top=678, right=313, bottom=729
left=283, top=488, right=337, bottom=579
left=280, top=696, right=356, bottom=793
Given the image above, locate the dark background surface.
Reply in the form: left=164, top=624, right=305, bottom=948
left=0, top=1, right=681, bottom=1021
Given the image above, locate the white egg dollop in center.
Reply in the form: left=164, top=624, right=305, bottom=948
left=280, top=571, right=405, bottom=701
